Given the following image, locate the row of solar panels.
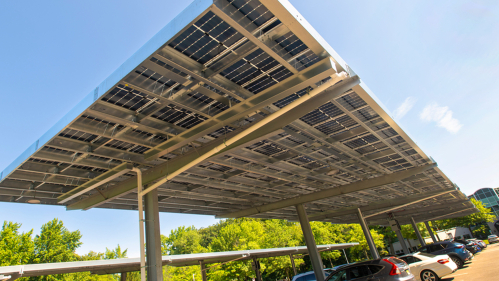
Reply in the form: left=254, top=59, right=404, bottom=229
left=0, top=0, right=474, bottom=224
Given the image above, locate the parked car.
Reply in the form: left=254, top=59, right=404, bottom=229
left=417, top=241, right=472, bottom=268
left=488, top=234, right=499, bottom=244
left=292, top=269, right=334, bottom=281
left=399, top=252, right=458, bottom=281
left=452, top=238, right=480, bottom=254
left=325, top=257, right=415, bottom=281
left=467, top=238, right=487, bottom=249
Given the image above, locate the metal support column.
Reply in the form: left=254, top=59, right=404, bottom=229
left=394, top=228, right=410, bottom=254
left=343, top=249, right=349, bottom=264
left=144, top=188, right=163, bottom=281
left=133, top=167, right=146, bottom=281
left=120, top=272, right=127, bottom=281
left=290, top=254, right=297, bottom=276
left=199, top=261, right=207, bottom=281
left=411, top=217, right=425, bottom=247
left=424, top=221, right=437, bottom=243
left=252, top=258, right=262, bottom=281
left=296, top=204, right=324, bottom=281
left=356, top=208, right=380, bottom=259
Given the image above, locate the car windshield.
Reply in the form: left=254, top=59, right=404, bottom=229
left=416, top=252, right=436, bottom=258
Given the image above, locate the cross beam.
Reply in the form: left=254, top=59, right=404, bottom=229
left=307, top=188, right=457, bottom=221
left=58, top=163, right=133, bottom=204
left=67, top=72, right=359, bottom=210
left=216, top=163, right=437, bottom=219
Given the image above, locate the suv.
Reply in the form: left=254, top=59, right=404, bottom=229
left=417, top=241, right=472, bottom=268
left=325, top=257, right=415, bottom=281
left=452, top=238, right=480, bottom=254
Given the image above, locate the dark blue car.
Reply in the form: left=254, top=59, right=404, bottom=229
left=417, top=241, right=472, bottom=268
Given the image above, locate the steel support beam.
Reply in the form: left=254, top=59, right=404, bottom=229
left=144, top=188, right=163, bottom=281
left=395, top=228, right=410, bottom=254
left=411, top=217, right=425, bottom=247
left=68, top=72, right=358, bottom=211
left=58, top=163, right=133, bottom=203
left=143, top=57, right=337, bottom=161
left=218, top=163, right=437, bottom=219
left=296, top=204, right=324, bottom=281
left=290, top=254, right=297, bottom=276
left=425, top=221, right=437, bottom=243
left=308, top=188, right=455, bottom=221
left=211, top=2, right=298, bottom=74
left=252, top=258, right=262, bottom=281
left=200, top=261, right=207, bottom=281
left=343, top=249, right=349, bottom=264
left=357, top=208, right=380, bottom=259
left=365, top=202, right=470, bottom=222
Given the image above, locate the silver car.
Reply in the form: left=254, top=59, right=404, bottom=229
left=325, top=257, right=415, bottom=281
left=488, top=234, right=499, bottom=244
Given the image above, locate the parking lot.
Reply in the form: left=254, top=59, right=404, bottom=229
left=442, top=243, right=499, bottom=281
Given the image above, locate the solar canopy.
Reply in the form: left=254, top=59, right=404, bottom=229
left=0, top=243, right=358, bottom=278
left=0, top=0, right=475, bottom=226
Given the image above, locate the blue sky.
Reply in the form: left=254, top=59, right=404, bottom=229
left=0, top=0, right=498, bottom=257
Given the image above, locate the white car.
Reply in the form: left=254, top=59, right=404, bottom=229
left=291, top=269, right=333, bottom=281
left=488, top=234, right=499, bottom=244
left=399, top=252, right=457, bottom=281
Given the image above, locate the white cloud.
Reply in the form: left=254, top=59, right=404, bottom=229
left=393, top=97, right=417, bottom=120
left=420, top=102, right=463, bottom=133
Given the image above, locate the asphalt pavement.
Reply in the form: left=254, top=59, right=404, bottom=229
left=442, top=243, right=499, bottom=281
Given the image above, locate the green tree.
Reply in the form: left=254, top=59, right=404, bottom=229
left=27, top=219, right=83, bottom=281
left=430, top=198, right=495, bottom=236
left=344, top=224, right=386, bottom=261
left=260, top=220, right=303, bottom=279
left=105, top=245, right=128, bottom=260
left=0, top=221, right=34, bottom=266
left=31, top=219, right=82, bottom=265
left=372, top=226, right=397, bottom=255
left=161, top=226, right=206, bottom=255
left=208, top=218, right=265, bottom=281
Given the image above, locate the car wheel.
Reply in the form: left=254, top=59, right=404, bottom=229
left=450, top=256, right=464, bottom=268
left=421, top=270, right=439, bottom=281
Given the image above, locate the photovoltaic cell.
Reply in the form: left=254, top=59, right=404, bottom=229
left=152, top=104, right=208, bottom=129
left=294, top=52, right=320, bottom=72
left=150, top=57, right=189, bottom=78
left=273, top=31, right=320, bottom=71
left=131, top=67, right=182, bottom=93
left=228, top=0, right=275, bottom=27
left=275, top=32, right=308, bottom=57
left=338, top=92, right=367, bottom=110
left=169, top=11, right=244, bottom=64
left=102, top=86, right=157, bottom=112
left=184, top=92, right=229, bottom=116
left=59, top=129, right=98, bottom=143
left=220, top=48, right=293, bottom=93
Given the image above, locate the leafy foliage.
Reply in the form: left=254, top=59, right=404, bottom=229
left=4, top=202, right=492, bottom=281
left=0, top=221, right=34, bottom=266
left=161, top=218, right=386, bottom=280
left=105, top=245, right=128, bottom=260
left=430, top=198, right=495, bottom=234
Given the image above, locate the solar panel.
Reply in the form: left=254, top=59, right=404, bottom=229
left=0, top=0, right=473, bottom=224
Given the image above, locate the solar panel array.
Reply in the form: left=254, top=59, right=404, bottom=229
left=0, top=0, right=474, bottom=225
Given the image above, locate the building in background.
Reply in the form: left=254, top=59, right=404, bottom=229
left=468, top=188, right=499, bottom=234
